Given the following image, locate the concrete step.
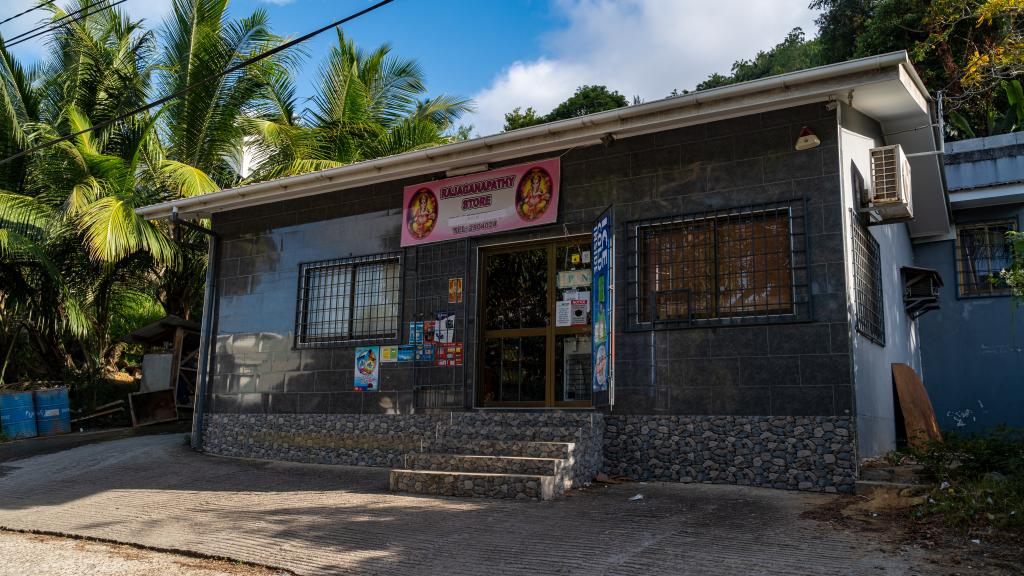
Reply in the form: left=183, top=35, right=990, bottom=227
left=438, top=424, right=591, bottom=443
left=389, top=469, right=556, bottom=500
left=404, top=452, right=564, bottom=477
left=426, top=438, right=574, bottom=459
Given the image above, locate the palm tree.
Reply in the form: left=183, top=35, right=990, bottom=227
left=0, top=0, right=286, bottom=380
left=0, top=0, right=475, bottom=385
left=244, top=29, right=473, bottom=181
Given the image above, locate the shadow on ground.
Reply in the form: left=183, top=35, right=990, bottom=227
left=0, top=435, right=943, bottom=576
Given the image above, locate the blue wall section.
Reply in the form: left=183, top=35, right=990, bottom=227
left=915, top=205, right=1024, bottom=432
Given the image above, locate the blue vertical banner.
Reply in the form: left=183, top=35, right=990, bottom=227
left=592, top=207, right=615, bottom=407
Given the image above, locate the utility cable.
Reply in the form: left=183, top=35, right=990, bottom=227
left=0, top=1, right=57, bottom=28
left=0, top=0, right=397, bottom=166
left=5, top=0, right=128, bottom=48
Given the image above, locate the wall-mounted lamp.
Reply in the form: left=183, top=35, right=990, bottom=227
left=794, top=126, right=821, bottom=151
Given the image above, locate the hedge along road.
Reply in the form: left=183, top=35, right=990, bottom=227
left=0, top=434, right=942, bottom=576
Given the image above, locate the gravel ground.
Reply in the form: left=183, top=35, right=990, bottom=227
left=0, top=531, right=287, bottom=576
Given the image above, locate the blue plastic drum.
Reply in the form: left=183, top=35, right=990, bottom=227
left=33, top=387, right=71, bottom=436
left=1, top=391, right=37, bottom=440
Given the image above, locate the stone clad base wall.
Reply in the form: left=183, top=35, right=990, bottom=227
left=602, top=415, right=857, bottom=493
left=204, top=413, right=855, bottom=493
left=202, top=412, right=604, bottom=481
left=203, top=413, right=445, bottom=467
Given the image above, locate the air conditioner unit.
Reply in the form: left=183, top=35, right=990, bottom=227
left=866, top=144, right=913, bottom=222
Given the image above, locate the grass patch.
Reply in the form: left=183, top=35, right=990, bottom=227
left=909, top=427, right=1024, bottom=536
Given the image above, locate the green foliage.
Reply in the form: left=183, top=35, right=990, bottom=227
left=884, top=449, right=909, bottom=466
left=503, top=107, right=543, bottom=131
left=911, top=428, right=1024, bottom=532
left=501, top=86, right=628, bottom=132
left=695, top=28, right=822, bottom=91
left=949, top=79, right=1024, bottom=138
left=698, top=1, right=1024, bottom=139
left=546, top=85, right=628, bottom=121
left=0, top=0, right=471, bottom=385
left=244, top=29, right=471, bottom=181
left=1002, top=230, right=1024, bottom=301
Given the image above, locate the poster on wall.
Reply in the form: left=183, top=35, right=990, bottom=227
left=435, top=343, right=464, bottom=367
left=435, top=312, right=455, bottom=343
left=380, top=346, right=398, bottom=363
left=415, top=344, right=435, bottom=363
left=448, top=278, right=464, bottom=303
left=354, top=346, right=380, bottom=391
left=401, top=158, right=561, bottom=247
left=397, top=345, right=415, bottom=362
left=591, top=208, right=615, bottom=406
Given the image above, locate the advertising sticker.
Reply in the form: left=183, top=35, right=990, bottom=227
left=354, top=346, right=380, bottom=391
left=435, top=312, right=455, bottom=343
left=591, top=208, right=615, bottom=402
left=435, top=343, right=464, bottom=367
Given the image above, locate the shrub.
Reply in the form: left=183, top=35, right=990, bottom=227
left=910, top=428, right=1024, bottom=533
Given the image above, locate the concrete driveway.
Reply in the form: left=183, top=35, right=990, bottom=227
left=0, top=435, right=939, bottom=575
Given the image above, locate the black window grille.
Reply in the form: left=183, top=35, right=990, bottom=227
left=295, top=252, right=402, bottom=348
left=852, top=218, right=885, bottom=345
left=956, top=220, right=1016, bottom=297
left=626, top=199, right=810, bottom=329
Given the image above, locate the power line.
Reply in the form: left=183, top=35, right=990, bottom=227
left=6, top=0, right=128, bottom=48
left=0, top=1, right=57, bottom=28
left=0, top=0, right=397, bottom=166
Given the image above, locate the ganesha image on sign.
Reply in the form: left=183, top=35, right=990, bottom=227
left=516, top=167, right=553, bottom=221
left=407, top=187, right=438, bottom=239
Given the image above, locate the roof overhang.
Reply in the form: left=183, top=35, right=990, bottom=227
left=137, top=51, right=944, bottom=222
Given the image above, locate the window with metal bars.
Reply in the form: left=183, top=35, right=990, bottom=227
left=851, top=219, right=885, bottom=345
left=955, top=220, right=1016, bottom=297
left=626, top=200, right=810, bottom=329
left=295, top=252, right=402, bottom=348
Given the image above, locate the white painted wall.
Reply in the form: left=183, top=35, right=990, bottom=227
left=838, top=104, right=922, bottom=458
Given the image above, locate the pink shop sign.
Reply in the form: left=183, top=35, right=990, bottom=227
left=401, top=158, right=561, bottom=247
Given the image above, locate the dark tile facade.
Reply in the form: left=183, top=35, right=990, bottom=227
left=207, top=102, right=853, bottom=418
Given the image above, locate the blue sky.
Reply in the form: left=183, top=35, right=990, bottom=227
left=3, top=0, right=818, bottom=135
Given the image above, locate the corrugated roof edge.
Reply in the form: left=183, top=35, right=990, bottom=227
left=137, top=50, right=926, bottom=220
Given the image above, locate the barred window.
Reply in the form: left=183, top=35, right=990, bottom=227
left=627, top=200, right=810, bottom=329
left=852, top=219, right=884, bottom=345
left=956, top=220, right=1016, bottom=297
left=296, top=252, right=401, bottom=347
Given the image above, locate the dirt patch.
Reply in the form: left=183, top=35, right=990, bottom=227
left=1, top=530, right=289, bottom=576
left=803, top=490, right=1024, bottom=575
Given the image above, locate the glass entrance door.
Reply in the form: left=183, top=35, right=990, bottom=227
left=478, top=238, right=593, bottom=407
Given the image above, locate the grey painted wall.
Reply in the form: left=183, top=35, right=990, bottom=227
left=838, top=103, right=922, bottom=458
left=915, top=204, right=1024, bottom=432
left=208, top=102, right=854, bottom=418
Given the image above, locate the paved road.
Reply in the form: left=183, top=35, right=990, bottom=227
left=0, top=435, right=940, bottom=576
left=0, top=421, right=189, bottom=463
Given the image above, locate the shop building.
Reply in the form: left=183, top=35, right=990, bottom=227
left=138, top=51, right=949, bottom=498
left=915, top=132, right=1024, bottom=432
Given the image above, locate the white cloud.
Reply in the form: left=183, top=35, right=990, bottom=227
left=3, top=0, right=174, bottom=61
left=467, top=0, right=818, bottom=136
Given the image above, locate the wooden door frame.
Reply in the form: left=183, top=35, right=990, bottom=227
left=476, top=234, right=593, bottom=409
